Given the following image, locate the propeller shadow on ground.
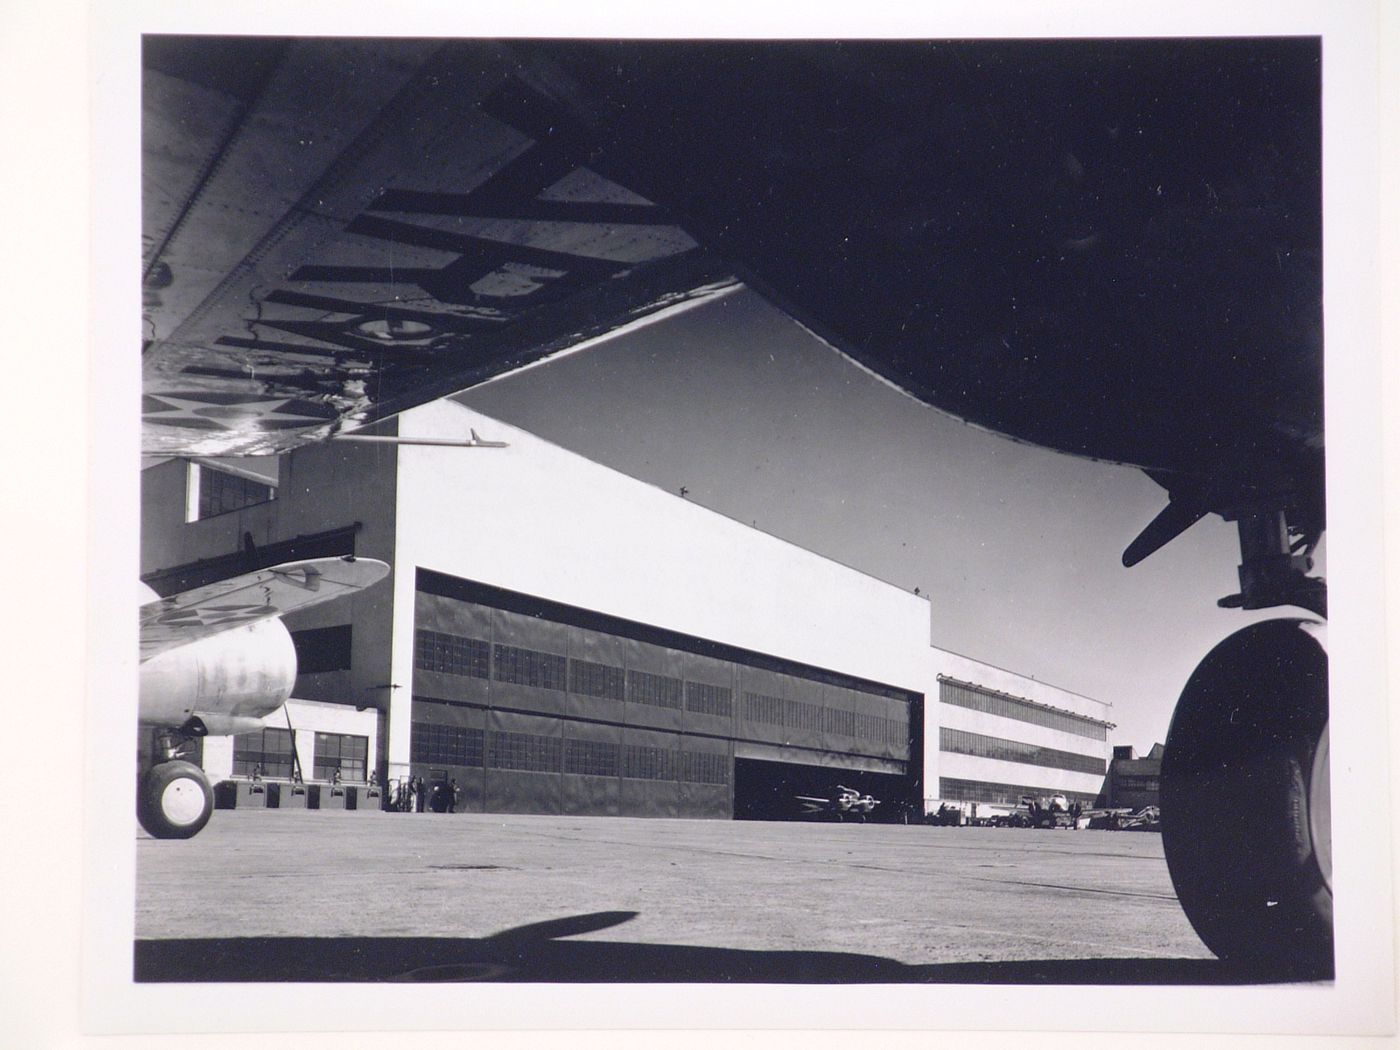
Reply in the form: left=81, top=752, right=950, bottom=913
left=134, top=909, right=1331, bottom=984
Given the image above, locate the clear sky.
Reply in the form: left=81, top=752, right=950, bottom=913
left=459, top=288, right=1321, bottom=751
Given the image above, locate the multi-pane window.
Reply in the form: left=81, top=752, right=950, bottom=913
left=939, top=777, right=1100, bottom=808
left=784, top=698, right=823, bottom=731
left=681, top=751, right=728, bottom=785
left=744, top=691, right=785, bottom=726
left=684, top=681, right=733, bottom=717
left=415, top=629, right=490, bottom=678
left=564, top=738, right=621, bottom=777
left=628, top=669, right=684, bottom=709
left=488, top=730, right=562, bottom=772
left=193, top=462, right=276, bottom=520
left=939, top=727, right=1105, bottom=776
left=569, top=659, right=625, bottom=700
left=410, top=722, right=485, bottom=767
left=493, top=645, right=567, bottom=691
left=823, top=708, right=857, bottom=738
left=232, top=727, right=295, bottom=778
left=622, top=744, right=677, bottom=781
left=743, top=691, right=903, bottom=745
left=939, top=678, right=1110, bottom=741
left=313, top=732, right=368, bottom=780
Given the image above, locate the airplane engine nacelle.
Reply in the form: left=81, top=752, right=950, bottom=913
left=138, top=615, right=298, bottom=731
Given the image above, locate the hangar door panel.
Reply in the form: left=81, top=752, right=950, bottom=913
left=565, top=626, right=628, bottom=726
left=622, top=637, right=687, bottom=732
left=677, top=733, right=733, bottom=818
left=410, top=697, right=486, bottom=812
left=675, top=651, right=737, bottom=738
left=561, top=718, right=623, bottom=816
left=733, top=740, right=907, bottom=775
left=619, top=726, right=682, bottom=817
left=485, top=709, right=563, bottom=814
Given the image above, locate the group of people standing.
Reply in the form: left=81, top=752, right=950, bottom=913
left=389, top=776, right=461, bottom=813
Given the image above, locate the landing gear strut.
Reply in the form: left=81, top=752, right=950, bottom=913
left=138, top=726, right=213, bottom=839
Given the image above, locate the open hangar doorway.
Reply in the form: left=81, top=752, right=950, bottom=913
left=733, top=757, right=919, bottom=824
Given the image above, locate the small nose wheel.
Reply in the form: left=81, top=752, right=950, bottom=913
left=1160, top=620, right=1331, bottom=977
left=138, top=760, right=214, bottom=839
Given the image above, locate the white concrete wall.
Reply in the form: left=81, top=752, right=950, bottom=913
left=385, top=400, right=937, bottom=779
left=923, top=646, right=1113, bottom=804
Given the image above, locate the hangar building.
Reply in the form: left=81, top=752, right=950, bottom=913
left=140, top=400, right=1114, bottom=819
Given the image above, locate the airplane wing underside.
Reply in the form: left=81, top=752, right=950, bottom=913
left=139, top=556, right=390, bottom=661
left=142, top=37, right=737, bottom=457
left=143, top=36, right=1322, bottom=530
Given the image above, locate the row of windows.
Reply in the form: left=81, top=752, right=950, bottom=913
left=938, top=777, right=1100, bottom=808
left=411, top=723, right=484, bottom=768
left=623, top=743, right=676, bottom=781
left=681, top=751, right=728, bottom=785
left=232, top=728, right=368, bottom=780
left=415, top=629, right=906, bottom=745
left=743, top=692, right=905, bottom=745
left=684, top=680, right=732, bottom=717
left=628, top=669, right=683, bottom=709
left=939, top=727, right=1106, bottom=776
left=489, top=730, right=563, bottom=772
left=570, top=658, right=626, bottom=701
left=415, top=630, right=490, bottom=679
left=939, top=679, right=1109, bottom=741
left=493, top=644, right=569, bottom=690
left=565, top=738, right=619, bottom=777
left=414, top=630, right=739, bottom=717
left=409, top=721, right=730, bottom=784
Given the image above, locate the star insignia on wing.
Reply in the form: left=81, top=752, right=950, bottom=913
left=144, top=393, right=340, bottom=431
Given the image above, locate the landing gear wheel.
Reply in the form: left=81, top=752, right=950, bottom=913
left=138, top=760, right=213, bottom=839
left=1161, top=620, right=1331, bottom=977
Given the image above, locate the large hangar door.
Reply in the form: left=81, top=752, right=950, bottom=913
left=729, top=677, right=921, bottom=822
left=733, top=758, right=916, bottom=823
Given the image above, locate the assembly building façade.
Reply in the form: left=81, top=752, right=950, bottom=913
left=140, top=399, right=1114, bottom=820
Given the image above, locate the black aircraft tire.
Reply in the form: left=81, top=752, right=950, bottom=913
left=1160, top=620, right=1331, bottom=977
left=138, top=760, right=214, bottom=839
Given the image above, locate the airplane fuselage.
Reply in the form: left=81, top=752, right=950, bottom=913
left=138, top=581, right=297, bottom=736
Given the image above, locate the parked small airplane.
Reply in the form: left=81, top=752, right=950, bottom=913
left=138, top=555, right=389, bottom=838
left=796, top=785, right=880, bottom=822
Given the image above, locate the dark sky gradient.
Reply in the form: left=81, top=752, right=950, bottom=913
left=458, top=289, right=1316, bottom=749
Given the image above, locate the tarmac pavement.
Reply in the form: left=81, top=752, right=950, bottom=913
left=133, top=810, right=1308, bottom=983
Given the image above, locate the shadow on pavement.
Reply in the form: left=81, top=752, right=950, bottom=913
left=134, top=910, right=1332, bottom=984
